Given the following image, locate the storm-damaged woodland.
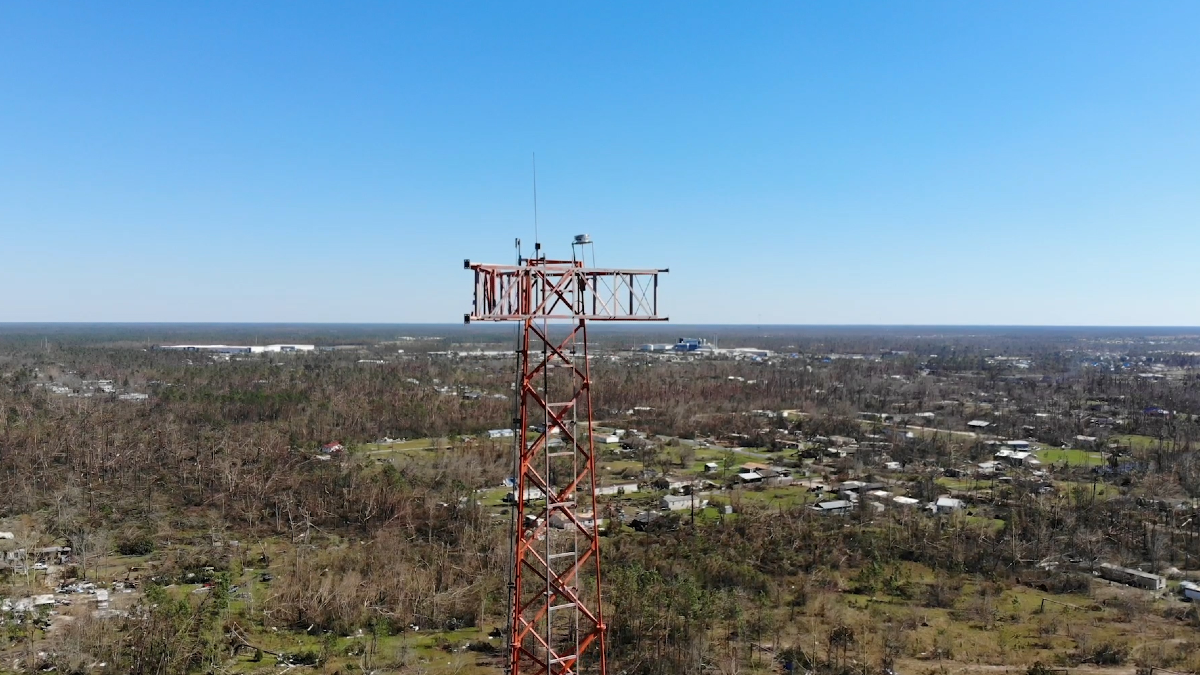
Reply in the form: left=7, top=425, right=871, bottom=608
left=2, top=325, right=1200, bottom=675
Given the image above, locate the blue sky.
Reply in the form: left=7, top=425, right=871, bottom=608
left=2, top=2, right=1197, bottom=325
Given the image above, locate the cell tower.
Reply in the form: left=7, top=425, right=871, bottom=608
left=465, top=237, right=667, bottom=675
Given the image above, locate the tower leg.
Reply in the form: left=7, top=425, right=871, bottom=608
left=509, top=318, right=607, bottom=675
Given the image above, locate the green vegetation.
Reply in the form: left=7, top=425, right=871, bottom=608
left=1036, top=447, right=1105, bottom=466
left=1110, top=434, right=1165, bottom=451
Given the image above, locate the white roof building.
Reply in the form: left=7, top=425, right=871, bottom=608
left=595, top=483, right=639, bottom=496
left=811, top=500, right=854, bottom=515
left=935, top=496, right=965, bottom=513
left=662, top=495, right=708, bottom=511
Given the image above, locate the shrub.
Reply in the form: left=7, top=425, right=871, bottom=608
left=1027, top=662, right=1056, bottom=675
left=117, top=534, right=155, bottom=556
left=922, top=579, right=959, bottom=609
left=279, top=650, right=320, bottom=666
left=1089, top=642, right=1128, bottom=665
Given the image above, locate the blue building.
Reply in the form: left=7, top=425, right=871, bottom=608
left=673, top=337, right=708, bottom=352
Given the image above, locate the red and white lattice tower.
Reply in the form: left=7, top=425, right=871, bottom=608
left=465, top=241, right=667, bottom=675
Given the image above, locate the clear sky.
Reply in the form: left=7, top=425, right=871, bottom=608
left=2, top=2, right=1197, bottom=325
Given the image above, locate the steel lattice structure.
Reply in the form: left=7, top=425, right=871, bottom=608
left=464, top=254, right=666, bottom=675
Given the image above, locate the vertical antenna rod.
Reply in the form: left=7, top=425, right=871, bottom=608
left=532, top=153, right=540, bottom=259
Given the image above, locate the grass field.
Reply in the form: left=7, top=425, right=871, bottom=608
left=1111, top=434, right=1165, bottom=451
left=734, top=485, right=817, bottom=508
left=1037, top=447, right=1105, bottom=466
left=937, top=476, right=979, bottom=491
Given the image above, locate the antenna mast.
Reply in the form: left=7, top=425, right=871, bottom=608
left=464, top=238, right=668, bottom=675
left=532, top=153, right=541, bottom=260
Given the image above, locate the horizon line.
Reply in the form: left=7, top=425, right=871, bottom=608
left=0, top=321, right=1197, bottom=329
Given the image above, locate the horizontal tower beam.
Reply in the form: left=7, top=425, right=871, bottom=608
left=465, top=259, right=668, bottom=322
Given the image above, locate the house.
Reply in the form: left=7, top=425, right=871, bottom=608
left=811, top=500, right=854, bottom=516
left=601, top=435, right=620, bottom=444
left=630, top=511, right=663, bottom=531
left=1005, top=440, right=1031, bottom=451
left=740, top=462, right=773, bottom=474
left=995, top=449, right=1038, bottom=467
left=487, top=429, right=515, bottom=439
left=703, top=462, right=720, bottom=473
left=504, top=487, right=547, bottom=504
left=934, top=497, right=965, bottom=514
left=883, top=461, right=902, bottom=471
left=8, top=595, right=56, bottom=612
left=321, top=442, right=345, bottom=454
left=1095, top=563, right=1166, bottom=591
left=662, top=494, right=708, bottom=511
left=967, top=420, right=991, bottom=429
left=595, top=483, right=639, bottom=496
left=836, top=481, right=885, bottom=495
left=740, top=463, right=789, bottom=481
left=5, top=547, right=66, bottom=566
left=765, top=473, right=794, bottom=487
left=32, top=546, right=71, bottom=564
left=1181, top=581, right=1200, bottom=602
left=892, top=496, right=920, bottom=508
left=977, top=461, right=1002, bottom=475
left=652, top=476, right=692, bottom=491
left=549, top=510, right=597, bottom=531
left=736, top=471, right=763, bottom=484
